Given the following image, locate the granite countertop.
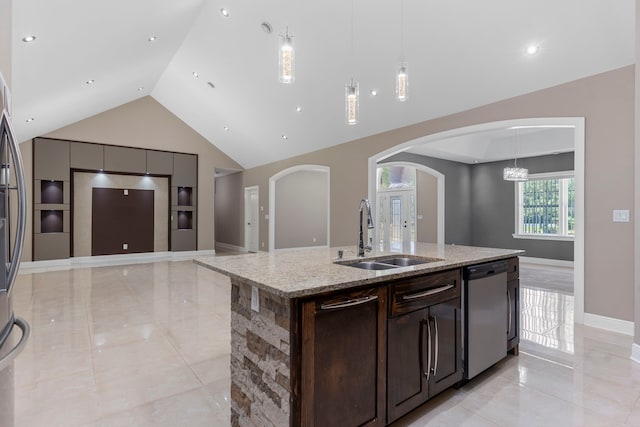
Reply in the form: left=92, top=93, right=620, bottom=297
left=194, top=243, right=524, bottom=299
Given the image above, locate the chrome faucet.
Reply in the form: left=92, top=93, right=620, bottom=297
left=358, top=198, right=374, bottom=257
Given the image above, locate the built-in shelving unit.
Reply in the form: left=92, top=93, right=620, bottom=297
left=40, top=210, right=63, bottom=233
left=177, top=211, right=193, bottom=230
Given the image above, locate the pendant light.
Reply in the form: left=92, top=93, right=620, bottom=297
left=345, top=0, right=359, bottom=125
left=279, top=27, right=295, bottom=83
left=503, top=130, right=528, bottom=181
left=396, top=0, right=408, bottom=101
left=345, top=79, right=359, bottom=125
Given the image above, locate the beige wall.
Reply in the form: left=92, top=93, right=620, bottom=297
left=242, top=66, right=635, bottom=322
left=274, top=170, right=329, bottom=249
left=18, top=96, right=242, bottom=258
left=416, top=170, right=438, bottom=243
left=73, top=172, right=169, bottom=256
left=214, top=172, right=244, bottom=248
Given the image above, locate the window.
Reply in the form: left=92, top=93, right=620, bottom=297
left=515, top=171, right=574, bottom=241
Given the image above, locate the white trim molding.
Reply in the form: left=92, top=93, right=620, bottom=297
left=18, top=250, right=216, bottom=274
left=583, top=313, right=634, bottom=336
left=631, top=343, right=640, bottom=364
left=513, top=234, right=574, bottom=242
left=275, top=245, right=329, bottom=252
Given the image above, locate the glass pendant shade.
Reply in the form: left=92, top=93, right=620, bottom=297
left=279, top=30, right=294, bottom=83
left=503, top=167, right=529, bottom=181
left=396, top=64, right=408, bottom=101
left=345, top=80, right=359, bottom=125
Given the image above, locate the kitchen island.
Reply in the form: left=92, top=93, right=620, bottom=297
left=195, top=243, right=523, bottom=427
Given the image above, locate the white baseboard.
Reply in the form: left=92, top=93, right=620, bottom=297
left=215, top=242, right=246, bottom=252
left=18, top=250, right=216, bottom=274
left=583, top=312, right=634, bottom=336
left=275, top=245, right=329, bottom=252
left=519, top=256, right=574, bottom=268
left=631, top=343, right=640, bottom=364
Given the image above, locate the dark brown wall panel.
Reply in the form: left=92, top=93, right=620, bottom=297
left=91, top=188, right=154, bottom=256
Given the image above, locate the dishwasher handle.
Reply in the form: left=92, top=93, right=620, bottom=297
left=464, top=260, right=508, bottom=281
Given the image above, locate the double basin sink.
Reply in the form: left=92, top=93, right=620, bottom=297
left=336, top=255, right=441, bottom=271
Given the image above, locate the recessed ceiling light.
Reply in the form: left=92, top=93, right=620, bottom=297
left=370, top=90, right=378, bottom=96
left=148, top=36, right=157, bottom=42
left=295, top=106, right=302, bottom=113
left=220, top=8, right=229, bottom=17
left=22, top=35, right=36, bottom=43
left=192, top=72, right=199, bottom=78
left=137, top=87, right=144, bottom=91
left=261, top=22, right=273, bottom=34
left=525, top=44, right=539, bottom=55
left=25, top=118, right=34, bottom=123
left=224, top=126, right=230, bottom=132
left=281, top=134, right=288, bottom=140
left=207, top=82, right=215, bottom=89
left=86, top=79, right=95, bottom=85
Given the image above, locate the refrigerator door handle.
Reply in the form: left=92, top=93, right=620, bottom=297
left=1, top=111, right=27, bottom=293
left=0, top=317, right=30, bottom=372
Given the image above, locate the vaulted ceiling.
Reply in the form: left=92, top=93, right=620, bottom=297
left=10, top=0, right=635, bottom=169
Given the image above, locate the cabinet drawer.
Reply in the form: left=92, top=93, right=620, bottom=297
left=507, top=257, right=519, bottom=281
left=389, top=269, right=460, bottom=317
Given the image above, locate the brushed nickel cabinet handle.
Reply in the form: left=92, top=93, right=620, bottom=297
left=402, top=284, right=454, bottom=301
left=432, top=315, right=439, bottom=377
left=320, top=295, right=378, bottom=310
left=507, top=289, right=512, bottom=336
left=425, top=318, right=432, bottom=381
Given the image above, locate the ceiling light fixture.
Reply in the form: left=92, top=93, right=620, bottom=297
left=370, top=90, right=378, bottom=96
left=281, top=134, right=288, bottom=140
left=25, top=118, right=34, bottom=123
left=207, top=82, right=215, bottom=89
left=192, top=72, right=199, bottom=78
left=345, top=0, right=359, bottom=125
left=525, top=44, right=539, bottom=55
left=148, top=36, right=157, bottom=42
left=396, top=0, right=408, bottom=101
left=279, top=27, right=295, bottom=84
left=22, top=35, right=36, bottom=43
left=296, top=106, right=302, bottom=113
left=86, top=79, right=95, bottom=85
left=220, top=8, right=229, bottom=18
left=224, top=126, right=230, bottom=132
left=137, top=87, right=144, bottom=91
left=261, top=22, right=273, bottom=34
left=503, top=130, right=528, bottom=181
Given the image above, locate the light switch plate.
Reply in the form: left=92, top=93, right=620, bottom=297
left=124, top=189, right=128, bottom=196
left=251, top=286, right=260, bottom=312
left=123, top=243, right=128, bottom=250
left=613, top=210, right=630, bottom=222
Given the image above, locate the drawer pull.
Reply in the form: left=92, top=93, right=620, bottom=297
left=402, top=284, right=454, bottom=301
left=321, top=295, right=378, bottom=310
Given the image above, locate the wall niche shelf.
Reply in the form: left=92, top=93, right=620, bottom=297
left=41, top=180, right=64, bottom=204
left=41, top=210, right=63, bottom=233
left=177, top=186, right=193, bottom=206
left=177, top=211, right=193, bottom=230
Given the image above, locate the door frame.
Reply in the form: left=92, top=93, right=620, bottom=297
left=368, top=117, right=585, bottom=324
left=244, top=186, right=259, bottom=253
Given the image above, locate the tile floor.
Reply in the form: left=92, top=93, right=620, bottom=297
left=10, top=260, right=640, bottom=426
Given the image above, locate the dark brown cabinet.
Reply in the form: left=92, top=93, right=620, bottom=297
left=301, top=286, right=387, bottom=427
left=507, top=258, right=520, bottom=354
left=387, top=270, right=462, bottom=424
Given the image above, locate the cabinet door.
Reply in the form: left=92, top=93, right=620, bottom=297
left=387, top=308, right=429, bottom=423
left=301, top=287, right=386, bottom=427
left=427, top=298, right=462, bottom=397
left=507, top=279, right=519, bottom=352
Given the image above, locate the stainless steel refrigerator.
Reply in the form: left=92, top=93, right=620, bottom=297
left=0, top=109, right=30, bottom=426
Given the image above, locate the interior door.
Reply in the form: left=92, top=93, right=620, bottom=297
left=244, top=186, right=259, bottom=253
left=377, top=190, right=416, bottom=250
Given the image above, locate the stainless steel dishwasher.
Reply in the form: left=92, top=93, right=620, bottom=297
left=463, top=260, right=508, bottom=380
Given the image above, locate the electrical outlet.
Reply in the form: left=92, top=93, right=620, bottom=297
left=123, top=243, right=128, bottom=250
left=312, top=237, right=316, bottom=243
left=251, top=286, right=260, bottom=312
left=613, top=210, right=630, bottom=222
left=261, top=241, right=265, bottom=248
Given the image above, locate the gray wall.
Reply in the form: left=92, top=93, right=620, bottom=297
left=384, top=152, right=574, bottom=260
left=275, top=170, right=328, bottom=249
left=470, top=153, right=574, bottom=260
left=214, top=172, right=244, bottom=248
left=416, top=170, right=438, bottom=243
left=383, top=152, right=472, bottom=245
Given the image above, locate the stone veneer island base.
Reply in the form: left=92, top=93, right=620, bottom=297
left=196, top=243, right=523, bottom=427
